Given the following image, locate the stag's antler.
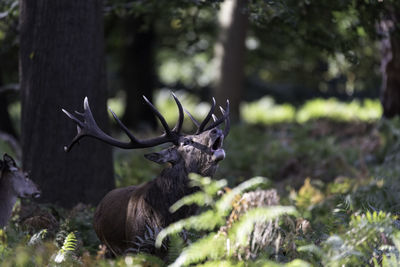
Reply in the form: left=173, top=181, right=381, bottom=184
left=62, top=93, right=184, bottom=152
left=185, top=99, right=230, bottom=137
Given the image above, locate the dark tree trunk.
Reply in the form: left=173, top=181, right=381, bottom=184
left=121, top=17, right=157, bottom=130
left=382, top=29, right=400, bottom=118
left=19, top=0, right=114, bottom=208
left=380, top=6, right=400, bottom=118
left=0, top=70, right=17, bottom=138
left=213, top=0, right=248, bottom=122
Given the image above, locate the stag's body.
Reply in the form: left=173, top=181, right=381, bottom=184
left=94, top=164, right=196, bottom=254
left=63, top=94, right=229, bottom=255
left=0, top=154, right=41, bottom=227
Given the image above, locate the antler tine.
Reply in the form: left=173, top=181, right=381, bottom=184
left=62, top=109, right=85, bottom=152
left=62, top=97, right=104, bottom=152
left=171, top=92, right=184, bottom=133
left=142, top=96, right=172, bottom=137
left=197, top=97, right=216, bottom=133
left=222, top=100, right=230, bottom=137
left=108, top=108, right=140, bottom=144
left=204, top=99, right=230, bottom=136
left=184, top=108, right=200, bottom=128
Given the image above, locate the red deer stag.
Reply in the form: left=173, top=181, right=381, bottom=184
left=62, top=94, right=229, bottom=255
left=0, top=154, right=41, bottom=227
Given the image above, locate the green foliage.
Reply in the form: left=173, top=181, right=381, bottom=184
left=296, top=98, right=382, bottom=123
left=3, top=112, right=400, bottom=266
left=156, top=174, right=297, bottom=266
left=241, top=97, right=296, bottom=124
left=53, top=231, right=80, bottom=264
left=300, top=211, right=400, bottom=266
left=241, top=97, right=382, bottom=125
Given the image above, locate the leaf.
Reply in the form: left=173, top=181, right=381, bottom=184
left=229, top=206, right=297, bottom=247
left=155, top=210, right=224, bottom=248
left=169, top=233, right=226, bottom=267
left=216, top=176, right=270, bottom=214
left=170, top=191, right=213, bottom=213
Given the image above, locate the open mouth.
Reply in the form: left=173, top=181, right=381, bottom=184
left=211, top=136, right=223, bottom=151
left=211, top=136, right=225, bottom=162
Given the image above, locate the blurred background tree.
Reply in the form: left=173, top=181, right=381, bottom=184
left=0, top=0, right=18, bottom=138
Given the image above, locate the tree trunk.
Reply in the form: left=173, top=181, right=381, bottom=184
left=382, top=31, right=400, bottom=118
left=19, top=0, right=114, bottom=208
left=0, top=70, right=18, bottom=138
left=121, top=17, right=157, bottom=130
left=381, top=7, right=400, bottom=118
left=213, top=0, right=248, bottom=122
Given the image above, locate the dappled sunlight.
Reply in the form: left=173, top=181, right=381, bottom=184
left=2, top=0, right=400, bottom=265
left=107, top=90, right=384, bottom=127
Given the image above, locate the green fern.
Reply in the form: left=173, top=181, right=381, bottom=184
left=53, top=231, right=80, bottom=264
left=230, top=206, right=296, bottom=250
left=300, top=211, right=400, bottom=266
left=156, top=174, right=297, bottom=266
left=157, top=175, right=270, bottom=246
left=167, top=233, right=187, bottom=264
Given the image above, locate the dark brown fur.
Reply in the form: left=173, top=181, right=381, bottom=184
left=94, top=129, right=224, bottom=256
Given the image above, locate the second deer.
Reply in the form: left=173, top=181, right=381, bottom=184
left=63, top=94, right=229, bottom=256
left=0, top=154, right=41, bottom=227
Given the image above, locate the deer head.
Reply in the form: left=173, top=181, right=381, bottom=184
left=62, top=93, right=229, bottom=177
left=0, top=154, right=41, bottom=199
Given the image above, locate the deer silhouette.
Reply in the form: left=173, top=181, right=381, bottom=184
left=63, top=94, right=229, bottom=255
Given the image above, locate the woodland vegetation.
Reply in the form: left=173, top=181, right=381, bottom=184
left=1, top=0, right=400, bottom=266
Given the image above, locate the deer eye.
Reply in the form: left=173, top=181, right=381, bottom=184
left=182, top=139, right=192, bottom=146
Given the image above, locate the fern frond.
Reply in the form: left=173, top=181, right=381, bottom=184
left=196, top=259, right=245, bottom=267
left=216, top=177, right=270, bottom=214
left=230, top=206, right=297, bottom=247
left=169, top=233, right=226, bottom=267
left=53, top=231, right=80, bottom=264
left=188, top=174, right=228, bottom=196
left=155, top=210, right=224, bottom=248
left=167, top=233, right=186, bottom=264
left=196, top=258, right=311, bottom=267
left=170, top=174, right=228, bottom=213
left=62, top=232, right=78, bottom=252
left=170, top=191, right=214, bottom=213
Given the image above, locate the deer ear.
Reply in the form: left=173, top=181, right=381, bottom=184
left=144, top=149, right=180, bottom=165
left=3, top=154, right=17, bottom=170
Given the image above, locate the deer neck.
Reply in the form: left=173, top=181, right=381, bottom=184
left=0, top=176, right=18, bottom=227
left=150, top=163, right=198, bottom=224
left=157, top=163, right=190, bottom=193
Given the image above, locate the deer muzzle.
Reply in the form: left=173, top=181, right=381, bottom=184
left=211, top=136, right=225, bottom=162
left=212, top=149, right=225, bottom=162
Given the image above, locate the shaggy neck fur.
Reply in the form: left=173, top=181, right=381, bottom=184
left=149, top=162, right=198, bottom=225
left=0, top=172, right=17, bottom=227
